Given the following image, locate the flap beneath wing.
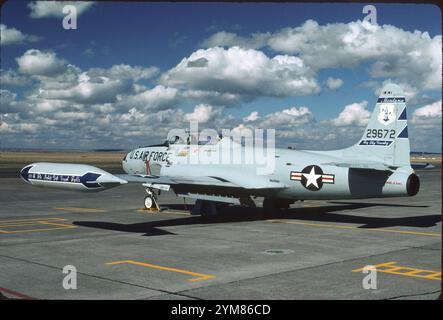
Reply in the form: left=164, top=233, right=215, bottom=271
left=176, top=193, right=240, bottom=204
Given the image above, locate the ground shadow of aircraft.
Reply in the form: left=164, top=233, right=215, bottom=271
left=73, top=202, right=440, bottom=237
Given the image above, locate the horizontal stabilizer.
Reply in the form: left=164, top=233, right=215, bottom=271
left=411, top=162, right=435, bottom=170
left=321, top=161, right=395, bottom=172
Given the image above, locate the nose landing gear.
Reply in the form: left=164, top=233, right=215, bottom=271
left=144, top=188, right=160, bottom=211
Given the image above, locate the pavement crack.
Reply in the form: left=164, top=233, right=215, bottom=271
left=383, top=289, right=441, bottom=300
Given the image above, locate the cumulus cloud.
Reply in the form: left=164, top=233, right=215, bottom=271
left=205, top=20, right=442, bottom=93
left=16, top=49, right=67, bottom=76
left=0, top=120, right=14, bottom=133
left=0, top=69, right=32, bottom=86
left=9, top=50, right=164, bottom=115
left=0, top=24, right=41, bottom=45
left=0, top=89, right=30, bottom=114
left=28, top=1, right=95, bottom=18
left=258, top=106, right=314, bottom=129
left=0, top=89, right=17, bottom=113
left=87, top=64, right=159, bottom=81
left=32, top=98, right=72, bottom=113
left=330, top=101, right=370, bottom=126
left=413, top=100, right=442, bottom=118
left=240, top=106, right=315, bottom=137
left=185, top=104, right=222, bottom=123
left=181, top=89, right=243, bottom=106
left=411, top=100, right=442, bottom=128
left=37, top=72, right=132, bottom=104
left=325, top=77, right=343, bottom=90
left=117, top=85, right=179, bottom=111
left=160, top=46, right=320, bottom=103
left=187, top=58, right=208, bottom=68
left=201, top=31, right=270, bottom=49
left=2, top=18, right=441, bottom=152
left=236, top=103, right=373, bottom=149
left=243, top=111, right=259, bottom=122
left=409, top=100, right=442, bottom=151
left=267, top=20, right=441, bottom=91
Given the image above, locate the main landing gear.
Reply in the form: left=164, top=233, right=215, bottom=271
left=144, top=188, right=160, bottom=211
left=262, top=198, right=292, bottom=217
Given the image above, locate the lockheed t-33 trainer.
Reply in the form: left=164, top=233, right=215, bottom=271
left=20, top=84, right=420, bottom=216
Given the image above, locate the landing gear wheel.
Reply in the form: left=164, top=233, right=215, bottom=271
left=144, top=187, right=159, bottom=211
left=192, top=200, right=218, bottom=219
left=262, top=198, right=280, bottom=218
left=240, top=197, right=256, bottom=208
left=144, top=195, right=154, bottom=209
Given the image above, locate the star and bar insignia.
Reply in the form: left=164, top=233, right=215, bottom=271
left=290, top=165, right=335, bottom=191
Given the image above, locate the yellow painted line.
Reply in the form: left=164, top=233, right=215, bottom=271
left=0, top=222, right=54, bottom=227
left=40, top=221, right=77, bottom=228
left=0, top=219, right=68, bottom=226
left=301, top=204, right=321, bottom=208
left=0, top=217, right=66, bottom=223
left=162, top=211, right=191, bottom=216
left=0, top=217, right=76, bottom=234
left=54, top=207, right=106, bottom=213
left=0, top=226, right=77, bottom=234
left=267, top=220, right=441, bottom=237
left=0, top=219, right=69, bottom=227
left=352, top=262, right=441, bottom=281
left=137, top=208, right=191, bottom=216
left=106, top=260, right=215, bottom=282
left=137, top=208, right=159, bottom=213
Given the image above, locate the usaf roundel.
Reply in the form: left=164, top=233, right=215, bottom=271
left=378, top=104, right=396, bottom=126
left=290, top=165, right=335, bottom=191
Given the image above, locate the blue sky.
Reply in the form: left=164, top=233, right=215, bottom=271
left=1, top=2, right=441, bottom=151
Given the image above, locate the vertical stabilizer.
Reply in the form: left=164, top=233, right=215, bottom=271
left=344, top=83, right=410, bottom=167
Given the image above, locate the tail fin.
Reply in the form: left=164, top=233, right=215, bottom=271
left=345, top=83, right=410, bottom=167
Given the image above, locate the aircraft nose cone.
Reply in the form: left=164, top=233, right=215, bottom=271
left=20, top=165, right=33, bottom=182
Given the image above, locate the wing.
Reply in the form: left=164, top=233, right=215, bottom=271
left=117, top=164, right=286, bottom=203
left=118, top=164, right=286, bottom=189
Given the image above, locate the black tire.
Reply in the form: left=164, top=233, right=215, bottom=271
left=262, top=198, right=280, bottom=217
left=201, top=201, right=218, bottom=216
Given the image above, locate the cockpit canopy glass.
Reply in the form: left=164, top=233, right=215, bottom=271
left=166, top=132, right=221, bottom=146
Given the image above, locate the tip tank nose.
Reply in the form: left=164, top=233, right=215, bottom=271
left=20, top=165, right=33, bottom=182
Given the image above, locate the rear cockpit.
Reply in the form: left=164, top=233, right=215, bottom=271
left=148, top=131, right=223, bottom=148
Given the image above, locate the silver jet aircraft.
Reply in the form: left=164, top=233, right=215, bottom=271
left=20, top=84, right=420, bottom=216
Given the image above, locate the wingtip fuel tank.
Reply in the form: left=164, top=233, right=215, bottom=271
left=20, top=162, right=127, bottom=192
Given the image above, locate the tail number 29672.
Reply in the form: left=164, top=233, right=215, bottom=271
left=366, top=129, right=396, bottom=139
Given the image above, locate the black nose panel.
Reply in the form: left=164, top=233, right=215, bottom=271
left=20, top=165, right=33, bottom=182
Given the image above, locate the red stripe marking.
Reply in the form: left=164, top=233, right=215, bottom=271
left=145, top=161, right=150, bottom=175
left=0, top=287, right=36, bottom=300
